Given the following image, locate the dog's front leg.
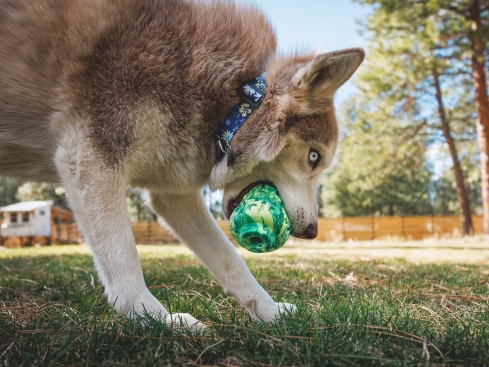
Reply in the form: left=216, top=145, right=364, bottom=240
left=55, top=144, right=202, bottom=330
left=149, top=190, right=296, bottom=322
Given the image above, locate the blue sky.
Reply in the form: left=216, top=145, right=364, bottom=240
left=246, top=0, right=370, bottom=104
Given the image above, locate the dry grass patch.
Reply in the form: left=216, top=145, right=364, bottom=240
left=1, top=239, right=489, bottom=366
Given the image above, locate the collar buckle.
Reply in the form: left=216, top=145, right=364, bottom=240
left=238, top=82, right=266, bottom=108
left=217, top=136, right=230, bottom=154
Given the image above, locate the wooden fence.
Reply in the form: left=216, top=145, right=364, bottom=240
left=52, top=223, right=82, bottom=244
left=2, top=215, right=483, bottom=247
left=316, top=215, right=484, bottom=241
left=129, top=215, right=484, bottom=244
left=130, top=221, right=233, bottom=244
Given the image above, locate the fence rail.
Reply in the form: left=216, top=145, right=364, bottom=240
left=129, top=215, right=484, bottom=244
left=128, top=222, right=234, bottom=244
left=1, top=215, right=483, bottom=247
left=317, top=215, right=483, bottom=241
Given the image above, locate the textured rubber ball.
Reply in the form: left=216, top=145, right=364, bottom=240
left=229, top=184, right=290, bottom=253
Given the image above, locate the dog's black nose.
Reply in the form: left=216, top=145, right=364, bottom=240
left=303, top=223, right=318, bottom=239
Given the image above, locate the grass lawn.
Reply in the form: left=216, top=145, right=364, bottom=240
left=1, top=237, right=489, bottom=366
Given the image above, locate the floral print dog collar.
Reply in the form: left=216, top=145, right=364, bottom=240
left=216, top=74, right=267, bottom=164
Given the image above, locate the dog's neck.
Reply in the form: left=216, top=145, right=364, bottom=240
left=215, top=74, right=267, bottom=165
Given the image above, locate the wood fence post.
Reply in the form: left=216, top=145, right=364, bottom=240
left=371, top=215, right=375, bottom=240
left=401, top=216, right=405, bottom=238
left=147, top=222, right=151, bottom=243
left=342, top=217, right=346, bottom=241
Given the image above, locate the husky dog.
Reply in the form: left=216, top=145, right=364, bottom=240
left=0, top=0, right=364, bottom=329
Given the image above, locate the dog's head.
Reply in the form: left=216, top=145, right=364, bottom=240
left=209, top=48, right=365, bottom=239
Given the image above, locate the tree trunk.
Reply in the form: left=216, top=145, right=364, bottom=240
left=433, top=70, right=474, bottom=235
left=470, top=0, right=489, bottom=233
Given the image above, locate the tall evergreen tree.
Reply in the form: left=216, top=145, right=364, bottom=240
left=321, top=97, right=433, bottom=217
left=0, top=177, right=21, bottom=207
left=356, top=0, right=488, bottom=229
left=15, top=182, right=67, bottom=208
left=354, top=0, right=485, bottom=234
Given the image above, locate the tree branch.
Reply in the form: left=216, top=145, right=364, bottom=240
left=448, top=3, right=472, bottom=19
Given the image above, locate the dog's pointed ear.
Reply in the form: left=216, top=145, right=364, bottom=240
left=290, top=48, right=365, bottom=114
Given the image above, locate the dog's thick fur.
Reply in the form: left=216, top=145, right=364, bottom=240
left=0, top=0, right=364, bottom=328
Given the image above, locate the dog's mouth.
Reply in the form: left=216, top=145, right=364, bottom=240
left=226, top=180, right=276, bottom=218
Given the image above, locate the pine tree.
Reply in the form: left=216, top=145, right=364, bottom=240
left=354, top=0, right=486, bottom=234
left=0, top=177, right=21, bottom=207
left=321, top=97, right=433, bottom=217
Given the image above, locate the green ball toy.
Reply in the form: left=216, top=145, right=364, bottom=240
left=229, top=184, right=290, bottom=253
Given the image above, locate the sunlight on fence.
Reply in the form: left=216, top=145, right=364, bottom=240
left=317, top=216, right=483, bottom=241
left=1, top=215, right=483, bottom=247
left=130, top=215, right=483, bottom=244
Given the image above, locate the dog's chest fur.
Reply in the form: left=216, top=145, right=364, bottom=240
left=0, top=0, right=277, bottom=188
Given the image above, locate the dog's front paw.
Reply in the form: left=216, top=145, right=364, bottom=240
left=108, top=289, right=205, bottom=332
left=108, top=288, right=168, bottom=320
left=246, top=300, right=297, bottom=322
left=164, top=313, right=206, bottom=333
left=276, top=302, right=297, bottom=316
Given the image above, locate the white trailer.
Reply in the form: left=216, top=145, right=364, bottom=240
left=0, top=201, right=79, bottom=246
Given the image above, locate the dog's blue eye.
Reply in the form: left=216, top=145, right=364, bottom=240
left=309, top=150, right=320, bottom=164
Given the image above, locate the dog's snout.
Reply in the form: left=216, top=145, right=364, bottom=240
left=303, top=223, right=318, bottom=239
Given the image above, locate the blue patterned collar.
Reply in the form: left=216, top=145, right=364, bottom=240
left=216, top=74, right=267, bottom=165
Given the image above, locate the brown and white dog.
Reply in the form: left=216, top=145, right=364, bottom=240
left=0, top=0, right=364, bottom=329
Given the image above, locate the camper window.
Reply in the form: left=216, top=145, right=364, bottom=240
left=22, top=212, right=29, bottom=222
left=10, top=212, right=18, bottom=223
